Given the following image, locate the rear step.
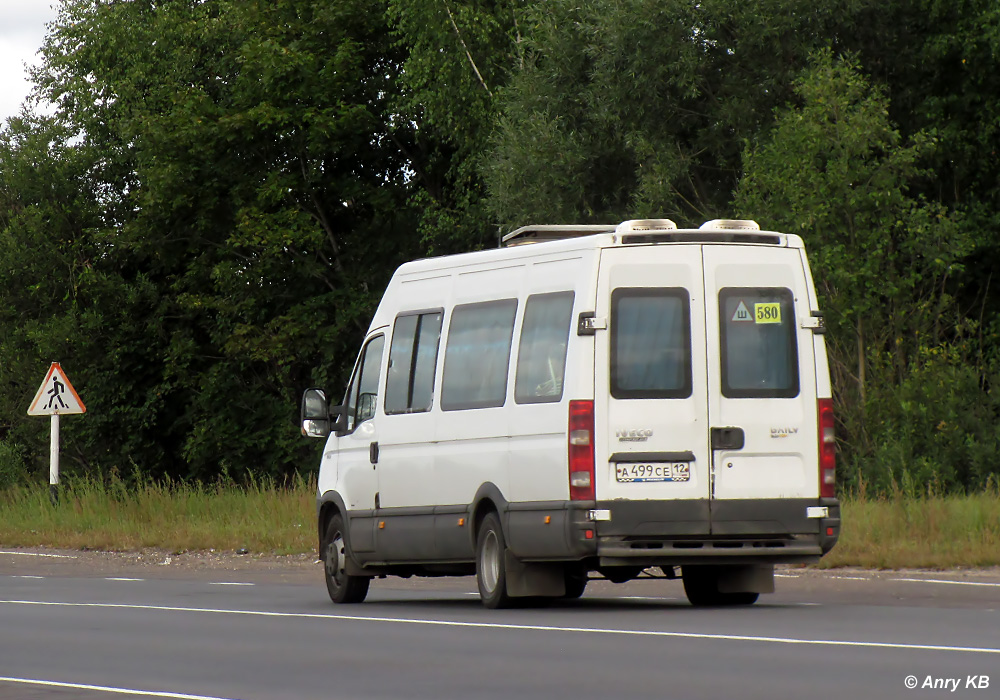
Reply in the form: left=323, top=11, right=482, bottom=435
left=627, top=539, right=790, bottom=550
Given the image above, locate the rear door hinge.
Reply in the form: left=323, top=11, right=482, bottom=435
left=800, top=311, right=825, bottom=334
left=578, top=312, right=607, bottom=335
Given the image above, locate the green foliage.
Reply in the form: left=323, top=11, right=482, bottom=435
left=387, top=0, right=526, bottom=253
left=0, top=438, right=28, bottom=490
left=1, top=0, right=420, bottom=481
left=484, top=0, right=866, bottom=226
left=735, top=50, right=992, bottom=493
left=853, top=340, right=1000, bottom=494
left=1, top=0, right=998, bottom=494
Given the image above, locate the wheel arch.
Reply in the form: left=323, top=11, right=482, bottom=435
left=470, top=482, right=509, bottom=549
left=317, top=490, right=349, bottom=558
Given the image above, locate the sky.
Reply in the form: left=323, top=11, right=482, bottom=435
left=0, top=1, right=61, bottom=124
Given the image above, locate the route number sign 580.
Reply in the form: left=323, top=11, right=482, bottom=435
left=754, top=302, right=782, bottom=324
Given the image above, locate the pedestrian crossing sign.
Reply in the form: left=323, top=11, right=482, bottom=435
left=27, top=362, right=86, bottom=415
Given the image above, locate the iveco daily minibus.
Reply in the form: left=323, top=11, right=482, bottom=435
left=301, top=218, right=839, bottom=608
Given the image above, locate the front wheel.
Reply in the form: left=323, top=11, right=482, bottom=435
left=322, top=513, right=370, bottom=604
left=476, top=512, right=512, bottom=609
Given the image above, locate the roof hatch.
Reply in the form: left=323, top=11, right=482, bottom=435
left=700, top=219, right=760, bottom=231
left=614, top=219, right=678, bottom=235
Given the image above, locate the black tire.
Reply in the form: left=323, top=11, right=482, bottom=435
left=682, top=566, right=759, bottom=607
left=563, top=568, right=588, bottom=599
left=476, top=512, right=513, bottom=609
left=322, top=513, right=370, bottom=604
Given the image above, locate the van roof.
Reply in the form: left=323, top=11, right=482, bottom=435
left=502, top=219, right=796, bottom=248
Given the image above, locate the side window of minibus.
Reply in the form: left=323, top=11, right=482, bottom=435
left=441, top=299, right=518, bottom=411
left=515, top=292, right=574, bottom=403
left=386, top=311, right=443, bottom=414
left=344, top=335, right=385, bottom=433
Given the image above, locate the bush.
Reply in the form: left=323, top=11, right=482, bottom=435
left=839, top=339, right=1000, bottom=495
left=0, top=437, right=29, bottom=490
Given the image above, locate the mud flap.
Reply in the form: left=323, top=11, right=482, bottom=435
left=717, top=564, right=775, bottom=594
left=504, top=550, right=566, bottom=597
left=345, top=558, right=369, bottom=577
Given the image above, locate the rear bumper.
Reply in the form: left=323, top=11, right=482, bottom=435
left=508, top=497, right=840, bottom=566
left=595, top=497, right=840, bottom=566
left=596, top=536, right=826, bottom=566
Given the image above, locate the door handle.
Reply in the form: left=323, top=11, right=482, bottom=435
left=711, top=427, right=744, bottom=450
left=370, top=441, right=379, bottom=465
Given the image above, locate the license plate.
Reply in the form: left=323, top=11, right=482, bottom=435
left=615, top=462, right=691, bottom=483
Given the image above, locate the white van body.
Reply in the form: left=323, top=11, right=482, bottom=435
left=303, top=219, right=840, bottom=607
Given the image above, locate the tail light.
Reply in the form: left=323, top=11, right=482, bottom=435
left=818, top=398, right=836, bottom=498
left=568, top=400, right=595, bottom=501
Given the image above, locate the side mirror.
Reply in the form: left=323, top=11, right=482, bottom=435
left=300, top=388, right=330, bottom=438
left=358, top=392, right=377, bottom=423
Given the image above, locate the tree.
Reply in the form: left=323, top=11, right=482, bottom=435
left=4, top=0, right=999, bottom=492
left=483, top=0, right=868, bottom=227
left=387, top=0, right=526, bottom=252
left=0, top=112, right=126, bottom=482
left=2, top=0, right=420, bottom=480
left=734, top=51, right=993, bottom=492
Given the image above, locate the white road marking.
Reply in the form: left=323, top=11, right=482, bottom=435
left=825, top=575, right=871, bottom=581
left=0, top=676, right=238, bottom=699
left=895, top=578, right=1000, bottom=588
left=106, top=577, right=144, bottom=582
left=12, top=576, right=45, bottom=579
left=0, top=551, right=75, bottom=558
left=208, top=582, right=254, bottom=587
left=786, top=573, right=1000, bottom=587
left=2, top=599, right=997, bottom=655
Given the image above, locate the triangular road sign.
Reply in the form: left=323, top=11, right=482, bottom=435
left=28, top=362, right=86, bottom=415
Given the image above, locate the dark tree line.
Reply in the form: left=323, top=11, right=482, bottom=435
left=0, top=0, right=997, bottom=493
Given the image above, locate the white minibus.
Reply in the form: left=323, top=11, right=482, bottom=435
left=301, top=218, right=839, bottom=608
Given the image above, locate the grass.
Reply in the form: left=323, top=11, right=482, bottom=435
left=821, top=489, right=1000, bottom=569
left=0, top=474, right=316, bottom=555
left=1, top=475, right=998, bottom=569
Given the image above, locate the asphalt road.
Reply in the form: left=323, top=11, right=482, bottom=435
left=0, top=550, right=997, bottom=700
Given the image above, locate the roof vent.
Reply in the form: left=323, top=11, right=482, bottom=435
left=700, top=219, right=760, bottom=231
left=614, top=219, right=678, bottom=235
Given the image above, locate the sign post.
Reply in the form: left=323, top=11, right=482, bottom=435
left=27, top=363, right=86, bottom=504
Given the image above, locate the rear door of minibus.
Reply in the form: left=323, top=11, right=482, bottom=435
left=592, top=244, right=712, bottom=535
left=703, top=243, right=819, bottom=534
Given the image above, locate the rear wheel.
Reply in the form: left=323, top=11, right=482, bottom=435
left=322, top=513, right=370, bottom=604
left=476, top=512, right=512, bottom=609
left=682, top=566, right=759, bottom=607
